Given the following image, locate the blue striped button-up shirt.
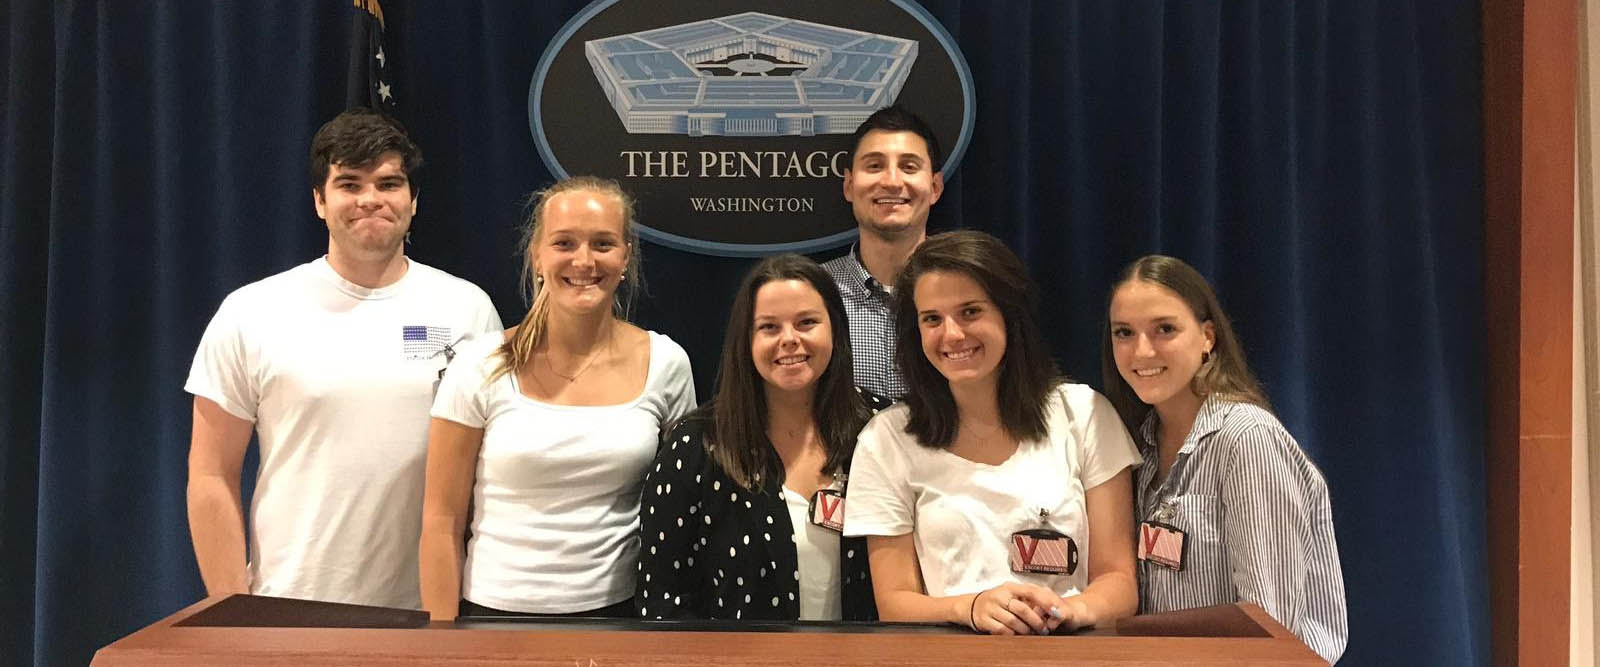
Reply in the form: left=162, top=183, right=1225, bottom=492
left=1134, top=396, right=1348, bottom=664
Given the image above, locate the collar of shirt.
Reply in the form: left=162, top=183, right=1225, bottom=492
left=836, top=244, right=891, bottom=299
left=1136, top=393, right=1231, bottom=457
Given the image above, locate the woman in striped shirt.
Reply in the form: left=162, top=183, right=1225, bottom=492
left=1102, top=255, right=1348, bottom=663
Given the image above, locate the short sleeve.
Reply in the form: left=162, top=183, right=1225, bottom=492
left=430, top=338, right=496, bottom=428
left=465, top=288, right=503, bottom=336
left=652, top=333, right=698, bottom=425
left=841, top=411, right=916, bottom=537
left=1077, top=388, right=1141, bottom=490
left=184, top=295, right=258, bottom=421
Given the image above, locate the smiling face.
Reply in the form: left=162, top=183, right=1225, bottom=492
left=842, top=129, right=945, bottom=241
left=314, top=151, right=415, bottom=260
left=750, top=279, right=834, bottom=398
left=914, top=270, right=1006, bottom=390
left=533, top=189, right=629, bottom=315
left=1109, top=280, right=1215, bottom=412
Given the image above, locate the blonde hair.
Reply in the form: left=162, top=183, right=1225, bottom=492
left=490, top=176, right=641, bottom=381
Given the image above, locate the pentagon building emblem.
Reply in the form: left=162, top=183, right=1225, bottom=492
left=584, top=12, right=918, bottom=137
left=531, top=0, right=973, bottom=256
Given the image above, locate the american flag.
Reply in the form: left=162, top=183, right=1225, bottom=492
left=402, top=325, right=452, bottom=360
left=346, top=0, right=398, bottom=115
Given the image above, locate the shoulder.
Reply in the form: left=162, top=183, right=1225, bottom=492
left=1205, top=400, right=1323, bottom=477
left=856, top=387, right=896, bottom=413
left=440, top=333, right=506, bottom=383
left=405, top=260, right=494, bottom=300
left=211, top=261, right=320, bottom=320
left=818, top=255, right=858, bottom=288
left=1044, top=381, right=1117, bottom=422
left=1051, top=381, right=1102, bottom=406
left=662, top=409, right=712, bottom=450
left=858, top=403, right=915, bottom=450
left=456, top=331, right=506, bottom=364
left=1210, top=401, right=1295, bottom=451
left=645, top=329, right=693, bottom=370
left=227, top=260, right=317, bottom=300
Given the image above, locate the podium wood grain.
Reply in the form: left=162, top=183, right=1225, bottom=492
left=94, top=596, right=1323, bottom=666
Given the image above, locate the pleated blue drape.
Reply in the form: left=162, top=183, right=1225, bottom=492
left=1, top=2, right=1484, bottom=665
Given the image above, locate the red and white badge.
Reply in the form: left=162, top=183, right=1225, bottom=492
left=1008, top=528, right=1079, bottom=575
left=808, top=488, right=845, bottom=532
left=1137, top=521, right=1187, bottom=571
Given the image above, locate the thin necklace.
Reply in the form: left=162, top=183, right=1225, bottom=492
left=544, top=334, right=612, bottom=383
left=963, top=418, right=1003, bottom=445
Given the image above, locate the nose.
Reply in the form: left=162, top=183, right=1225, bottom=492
left=355, top=185, right=380, bottom=207
left=572, top=243, right=594, bottom=268
left=940, top=317, right=965, bottom=342
left=778, top=324, right=800, bottom=347
left=1133, top=333, right=1155, bottom=358
left=882, top=166, right=904, bottom=188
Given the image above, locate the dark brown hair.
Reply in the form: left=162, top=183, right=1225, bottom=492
left=308, top=107, right=423, bottom=195
left=1100, top=255, right=1269, bottom=433
left=848, top=104, right=943, bottom=172
left=893, top=230, right=1058, bottom=447
left=701, top=255, right=870, bottom=490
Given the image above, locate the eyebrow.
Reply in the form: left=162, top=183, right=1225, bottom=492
left=755, top=308, right=823, bottom=318
left=1110, top=315, right=1181, bottom=326
left=919, top=300, right=985, bottom=314
left=857, top=151, right=926, bottom=162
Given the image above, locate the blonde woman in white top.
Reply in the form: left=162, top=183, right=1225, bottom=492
left=419, top=177, right=695, bottom=620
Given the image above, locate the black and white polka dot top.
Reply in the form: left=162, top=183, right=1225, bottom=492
left=634, top=392, right=892, bottom=621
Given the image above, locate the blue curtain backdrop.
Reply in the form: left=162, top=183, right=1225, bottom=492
left=0, top=1, right=1484, bottom=665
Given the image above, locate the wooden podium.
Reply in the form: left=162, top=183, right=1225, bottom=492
left=93, top=595, right=1324, bottom=665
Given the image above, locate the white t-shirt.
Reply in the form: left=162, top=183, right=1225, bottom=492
left=843, top=383, right=1140, bottom=599
left=431, top=331, right=697, bottom=613
left=782, top=487, right=843, bottom=621
left=185, top=257, right=502, bottom=609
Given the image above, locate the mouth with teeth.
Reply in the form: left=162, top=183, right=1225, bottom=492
left=774, top=354, right=810, bottom=367
left=873, top=196, right=911, bottom=208
left=942, top=347, right=980, bottom=361
left=1132, top=367, right=1166, bottom=378
left=561, top=275, right=603, bottom=288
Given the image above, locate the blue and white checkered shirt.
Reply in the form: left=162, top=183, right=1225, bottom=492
left=1135, top=396, right=1348, bottom=664
left=821, top=247, right=906, bottom=400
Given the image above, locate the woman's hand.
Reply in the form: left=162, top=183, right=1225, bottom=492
left=968, top=582, right=1069, bottom=635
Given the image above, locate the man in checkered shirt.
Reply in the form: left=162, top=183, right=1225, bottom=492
left=822, top=105, right=946, bottom=400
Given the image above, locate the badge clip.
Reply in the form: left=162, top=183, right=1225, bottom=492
left=1008, top=508, right=1078, bottom=575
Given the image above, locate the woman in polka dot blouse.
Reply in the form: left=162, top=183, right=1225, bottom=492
left=843, top=231, right=1142, bottom=635
left=637, top=255, right=890, bottom=621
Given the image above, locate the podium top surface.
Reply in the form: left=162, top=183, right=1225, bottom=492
left=96, top=594, right=1323, bottom=666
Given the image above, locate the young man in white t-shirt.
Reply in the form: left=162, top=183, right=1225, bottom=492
left=184, top=109, right=502, bottom=609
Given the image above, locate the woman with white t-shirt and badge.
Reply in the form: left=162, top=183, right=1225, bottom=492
left=844, top=231, right=1141, bottom=635
left=418, top=177, right=696, bottom=620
